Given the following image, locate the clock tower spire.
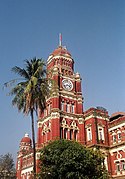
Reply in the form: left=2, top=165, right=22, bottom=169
left=59, top=33, right=62, bottom=47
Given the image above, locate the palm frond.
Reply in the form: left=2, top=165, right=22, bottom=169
left=11, top=66, right=29, bottom=79
left=25, top=59, right=33, bottom=77
left=4, top=79, right=18, bottom=89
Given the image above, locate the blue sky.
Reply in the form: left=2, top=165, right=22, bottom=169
left=0, top=0, right=125, bottom=163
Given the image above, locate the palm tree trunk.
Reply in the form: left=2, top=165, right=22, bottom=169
left=31, top=110, right=36, bottom=179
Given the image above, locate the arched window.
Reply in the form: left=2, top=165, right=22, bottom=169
left=70, top=129, right=73, bottom=140
left=67, top=103, right=70, bottom=113
left=74, top=130, right=77, bottom=141
left=87, top=127, right=92, bottom=141
left=98, top=126, right=104, bottom=141
left=60, top=127, right=63, bottom=139
left=71, top=104, right=75, bottom=113
left=61, top=101, right=64, bottom=111
left=64, top=128, right=68, bottom=139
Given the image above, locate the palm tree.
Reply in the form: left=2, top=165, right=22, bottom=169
left=4, top=58, right=49, bottom=179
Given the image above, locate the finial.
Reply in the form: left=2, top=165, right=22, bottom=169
left=25, top=133, right=29, bottom=137
left=59, top=33, right=62, bottom=46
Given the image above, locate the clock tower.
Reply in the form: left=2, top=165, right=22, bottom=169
left=37, top=42, right=85, bottom=148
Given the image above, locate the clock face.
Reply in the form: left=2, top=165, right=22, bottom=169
left=62, top=79, right=73, bottom=91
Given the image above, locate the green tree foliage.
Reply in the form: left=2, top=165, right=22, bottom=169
left=4, top=58, right=49, bottom=179
left=39, top=140, right=108, bottom=179
left=0, top=153, right=16, bottom=179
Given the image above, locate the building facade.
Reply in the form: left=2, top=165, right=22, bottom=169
left=16, top=43, right=125, bottom=179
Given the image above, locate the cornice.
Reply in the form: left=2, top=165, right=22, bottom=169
left=47, top=56, right=73, bottom=65
left=60, top=91, right=83, bottom=101
left=38, top=109, right=84, bottom=125
left=109, top=141, right=125, bottom=149
left=109, top=123, right=125, bottom=132
left=84, top=114, right=109, bottom=121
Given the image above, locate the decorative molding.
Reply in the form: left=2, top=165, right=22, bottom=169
left=109, top=123, right=125, bottom=132
left=78, top=118, right=84, bottom=124
left=21, top=166, right=33, bottom=175
left=51, top=112, right=60, bottom=119
left=47, top=56, right=73, bottom=65
left=109, top=146, right=125, bottom=153
left=85, top=124, right=92, bottom=128
left=84, top=114, right=109, bottom=121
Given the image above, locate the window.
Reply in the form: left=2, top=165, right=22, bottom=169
left=62, top=69, right=64, bottom=74
left=122, top=162, right=125, bottom=170
left=74, top=130, right=77, bottom=141
left=44, top=109, right=47, bottom=117
left=61, top=101, right=64, bottom=111
left=70, top=129, right=73, bottom=140
left=65, top=103, right=67, bottom=112
left=87, top=127, right=92, bottom=141
left=118, top=132, right=121, bottom=141
left=99, top=129, right=103, bottom=140
left=60, top=127, right=63, bottom=139
left=64, top=128, right=68, bottom=139
left=71, top=104, right=75, bottom=113
left=98, top=127, right=104, bottom=141
left=116, top=163, right=120, bottom=172
left=48, top=104, right=51, bottom=114
left=67, top=103, right=70, bottom=113
left=113, top=135, right=116, bottom=143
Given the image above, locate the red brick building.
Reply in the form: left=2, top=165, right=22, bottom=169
left=16, top=43, right=125, bottom=179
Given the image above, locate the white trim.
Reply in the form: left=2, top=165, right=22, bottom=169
left=36, top=152, right=40, bottom=159
left=87, top=127, right=92, bottom=141
left=109, top=123, right=125, bottom=131
left=109, top=146, right=125, bottom=153
left=98, top=126, right=104, bottom=140
left=47, top=55, right=73, bottom=64
left=21, top=166, right=33, bottom=174
left=85, top=114, right=109, bottom=121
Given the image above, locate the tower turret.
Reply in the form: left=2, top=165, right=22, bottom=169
left=37, top=40, right=84, bottom=147
left=20, top=133, right=32, bottom=151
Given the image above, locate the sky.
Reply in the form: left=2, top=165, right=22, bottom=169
left=0, top=0, right=125, bottom=163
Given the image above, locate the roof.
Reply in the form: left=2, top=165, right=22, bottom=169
left=51, top=46, right=71, bottom=57
left=21, top=133, right=32, bottom=144
left=110, top=112, right=125, bottom=121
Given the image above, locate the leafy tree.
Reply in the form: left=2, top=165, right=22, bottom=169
left=0, top=153, right=16, bottom=179
left=39, top=140, right=108, bottom=179
left=4, top=58, right=49, bottom=179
